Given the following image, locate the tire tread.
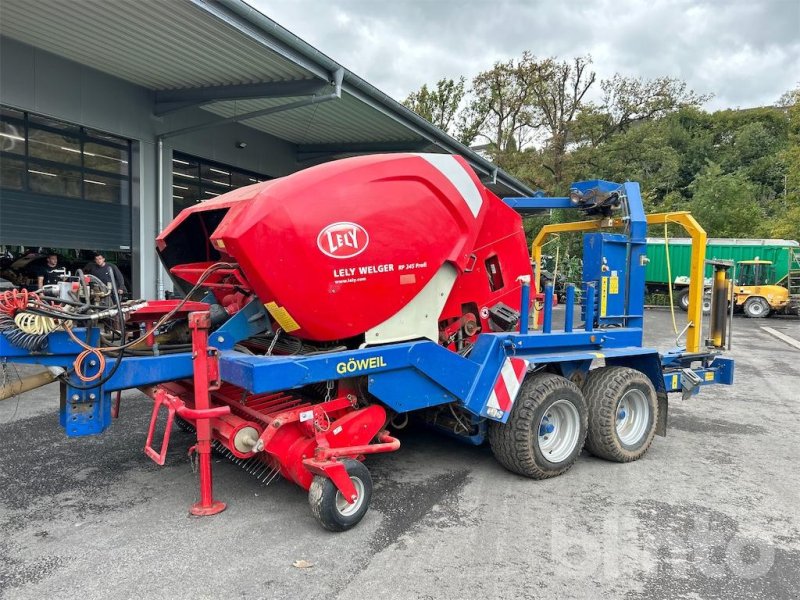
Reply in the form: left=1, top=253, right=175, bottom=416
left=488, top=372, right=587, bottom=479
left=743, top=297, right=770, bottom=318
left=308, top=459, right=372, bottom=532
left=583, top=366, right=657, bottom=462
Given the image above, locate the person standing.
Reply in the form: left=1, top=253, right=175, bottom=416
left=36, top=252, right=64, bottom=288
left=87, top=252, right=126, bottom=295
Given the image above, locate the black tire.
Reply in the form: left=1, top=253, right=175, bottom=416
left=488, top=372, right=587, bottom=479
left=582, top=367, right=658, bottom=462
left=743, top=297, right=770, bottom=318
left=308, top=459, right=372, bottom=532
left=677, top=289, right=690, bottom=311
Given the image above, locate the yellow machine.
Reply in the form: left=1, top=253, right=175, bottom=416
left=734, top=259, right=795, bottom=318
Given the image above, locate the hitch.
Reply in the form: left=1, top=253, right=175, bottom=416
left=680, top=368, right=703, bottom=400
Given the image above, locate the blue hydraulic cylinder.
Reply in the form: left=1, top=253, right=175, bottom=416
left=564, top=284, right=575, bottom=333
left=519, top=276, right=531, bottom=334
left=585, top=284, right=596, bottom=332
left=542, top=284, right=554, bottom=334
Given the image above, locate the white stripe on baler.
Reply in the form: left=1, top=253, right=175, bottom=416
left=487, top=390, right=500, bottom=410
left=418, top=153, right=483, bottom=217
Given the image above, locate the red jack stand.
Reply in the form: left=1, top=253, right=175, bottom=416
left=188, top=311, right=226, bottom=517
left=111, top=390, right=122, bottom=419
left=189, top=444, right=226, bottom=516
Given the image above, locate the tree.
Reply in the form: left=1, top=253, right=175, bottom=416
left=571, top=120, right=683, bottom=203
left=456, top=52, right=550, bottom=156
left=402, top=77, right=466, bottom=134
left=689, top=163, right=765, bottom=237
left=590, top=75, right=710, bottom=145
left=770, top=88, right=800, bottom=240
left=528, top=55, right=596, bottom=190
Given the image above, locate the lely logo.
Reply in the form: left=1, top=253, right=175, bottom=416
left=317, top=222, right=369, bottom=259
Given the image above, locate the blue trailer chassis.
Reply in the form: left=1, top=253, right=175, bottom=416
left=0, top=279, right=733, bottom=441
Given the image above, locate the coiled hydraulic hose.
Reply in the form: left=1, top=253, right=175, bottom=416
left=0, top=290, right=54, bottom=351
left=14, top=312, right=60, bottom=335
left=63, top=262, right=239, bottom=389
left=0, top=289, right=36, bottom=315
left=0, top=313, right=48, bottom=352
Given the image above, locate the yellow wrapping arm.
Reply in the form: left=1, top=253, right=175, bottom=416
left=530, top=211, right=706, bottom=352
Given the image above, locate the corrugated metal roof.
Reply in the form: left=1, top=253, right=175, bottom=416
left=0, top=0, right=535, bottom=196
left=0, top=0, right=313, bottom=88
left=204, top=93, right=423, bottom=144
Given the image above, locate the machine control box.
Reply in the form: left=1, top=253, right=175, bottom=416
left=582, top=233, right=628, bottom=327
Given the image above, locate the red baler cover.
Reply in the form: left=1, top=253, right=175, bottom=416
left=159, top=153, right=527, bottom=341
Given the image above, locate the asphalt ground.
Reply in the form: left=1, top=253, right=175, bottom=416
left=1, top=309, right=799, bottom=600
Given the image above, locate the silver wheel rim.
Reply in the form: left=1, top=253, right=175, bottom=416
left=537, top=399, right=581, bottom=463
left=616, top=389, right=650, bottom=446
left=748, top=301, right=765, bottom=316
left=334, top=477, right=365, bottom=517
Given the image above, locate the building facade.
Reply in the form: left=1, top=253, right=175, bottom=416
left=0, top=0, right=532, bottom=298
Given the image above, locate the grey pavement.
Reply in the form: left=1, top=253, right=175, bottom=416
left=1, top=310, right=799, bottom=600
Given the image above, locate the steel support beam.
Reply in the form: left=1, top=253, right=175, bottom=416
left=154, top=78, right=330, bottom=115
left=295, top=140, right=431, bottom=162
left=157, top=69, right=343, bottom=140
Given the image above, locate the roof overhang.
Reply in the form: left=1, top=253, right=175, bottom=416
left=0, top=0, right=534, bottom=196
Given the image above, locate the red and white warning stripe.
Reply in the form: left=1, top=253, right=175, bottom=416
left=416, top=153, right=484, bottom=218
left=486, top=357, right=529, bottom=415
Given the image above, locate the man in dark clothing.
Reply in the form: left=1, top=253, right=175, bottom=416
left=88, top=252, right=126, bottom=295
left=36, top=252, right=65, bottom=288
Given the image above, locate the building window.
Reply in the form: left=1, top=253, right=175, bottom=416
left=172, top=152, right=269, bottom=216
left=0, top=105, right=131, bottom=205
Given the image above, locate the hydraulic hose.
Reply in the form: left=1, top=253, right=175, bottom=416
left=14, top=312, right=60, bottom=335
left=0, top=313, right=48, bottom=351
left=65, top=269, right=126, bottom=386
left=61, top=262, right=238, bottom=390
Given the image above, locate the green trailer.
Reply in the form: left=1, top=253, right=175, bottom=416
left=646, top=238, right=800, bottom=308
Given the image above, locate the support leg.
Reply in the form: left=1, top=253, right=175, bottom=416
left=188, top=311, right=226, bottom=516
left=111, top=390, right=122, bottom=419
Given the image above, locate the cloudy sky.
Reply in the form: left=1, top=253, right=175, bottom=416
left=252, top=0, right=799, bottom=111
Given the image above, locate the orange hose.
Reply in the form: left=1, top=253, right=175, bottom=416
left=64, top=325, right=107, bottom=382
left=61, top=261, right=238, bottom=381
left=74, top=348, right=106, bottom=382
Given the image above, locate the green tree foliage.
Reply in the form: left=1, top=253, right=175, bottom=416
left=529, top=55, right=596, bottom=190
left=455, top=52, right=548, bottom=156
left=402, top=77, right=466, bottom=135
left=689, top=163, right=765, bottom=237
left=402, top=59, right=798, bottom=241
left=771, top=88, right=800, bottom=240
left=571, top=121, right=683, bottom=203
left=569, top=102, right=793, bottom=236
left=578, top=75, right=711, bottom=146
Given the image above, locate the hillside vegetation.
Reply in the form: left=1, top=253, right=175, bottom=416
left=403, top=55, right=799, bottom=241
